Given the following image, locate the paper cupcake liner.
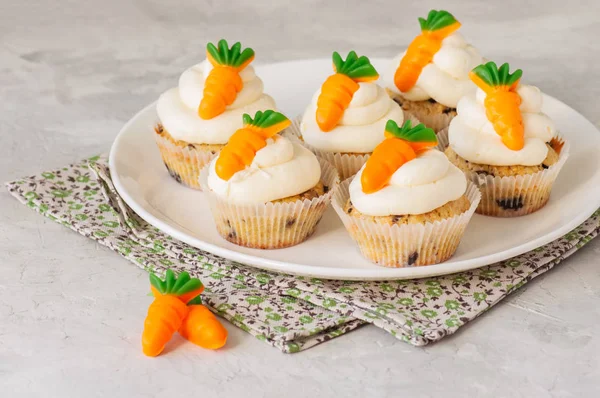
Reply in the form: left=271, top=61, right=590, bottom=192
left=436, top=126, right=450, bottom=151
left=408, top=107, right=454, bottom=133
left=464, top=136, right=570, bottom=217
left=385, top=89, right=456, bottom=133
left=199, top=158, right=340, bottom=249
left=154, top=128, right=220, bottom=190
left=285, top=112, right=421, bottom=181
left=332, top=179, right=481, bottom=268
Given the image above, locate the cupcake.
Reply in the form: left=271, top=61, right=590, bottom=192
left=332, top=120, right=479, bottom=267
left=199, top=110, right=339, bottom=249
left=445, top=61, right=569, bottom=217
left=290, top=51, right=413, bottom=180
left=382, top=10, right=484, bottom=133
left=155, top=39, right=276, bottom=189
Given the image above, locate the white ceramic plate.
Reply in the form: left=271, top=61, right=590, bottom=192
left=109, top=58, right=600, bottom=281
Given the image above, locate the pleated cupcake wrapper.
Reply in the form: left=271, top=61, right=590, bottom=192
left=285, top=113, right=421, bottom=181
left=436, top=126, right=450, bottom=151
left=332, top=179, right=481, bottom=267
left=198, top=158, right=340, bottom=249
left=438, top=132, right=570, bottom=218
left=284, top=118, right=369, bottom=180
left=385, top=90, right=455, bottom=133
left=154, top=131, right=219, bottom=190
left=407, top=107, right=454, bottom=133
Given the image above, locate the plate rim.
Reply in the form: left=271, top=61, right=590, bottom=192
left=109, top=59, right=600, bottom=280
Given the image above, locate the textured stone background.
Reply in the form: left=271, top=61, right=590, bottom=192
left=2, top=0, right=600, bottom=397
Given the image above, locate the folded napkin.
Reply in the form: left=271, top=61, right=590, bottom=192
left=7, top=155, right=599, bottom=353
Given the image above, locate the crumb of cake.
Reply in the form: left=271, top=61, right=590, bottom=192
left=343, top=195, right=471, bottom=226
left=444, top=144, right=559, bottom=177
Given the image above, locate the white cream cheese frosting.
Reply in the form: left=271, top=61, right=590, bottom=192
left=349, top=149, right=467, bottom=216
left=448, top=84, right=556, bottom=166
left=207, top=135, right=322, bottom=204
left=300, top=82, right=404, bottom=153
left=383, top=33, right=484, bottom=108
left=157, top=60, right=276, bottom=145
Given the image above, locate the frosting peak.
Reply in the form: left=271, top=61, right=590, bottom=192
left=301, top=83, right=405, bottom=153
left=315, top=51, right=379, bottom=132
left=156, top=43, right=275, bottom=145
left=207, top=136, right=321, bottom=204
left=449, top=83, right=555, bottom=166
left=384, top=25, right=484, bottom=108
left=350, top=149, right=467, bottom=216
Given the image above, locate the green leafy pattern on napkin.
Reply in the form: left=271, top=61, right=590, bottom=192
left=6, top=155, right=600, bottom=352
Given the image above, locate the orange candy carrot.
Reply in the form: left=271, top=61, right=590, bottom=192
left=394, top=10, right=461, bottom=92
left=361, top=120, right=438, bottom=194
left=142, top=270, right=204, bottom=357
left=316, top=51, right=379, bottom=132
left=199, top=40, right=255, bottom=120
left=215, top=110, right=291, bottom=180
left=179, top=305, right=228, bottom=350
left=470, top=62, right=524, bottom=151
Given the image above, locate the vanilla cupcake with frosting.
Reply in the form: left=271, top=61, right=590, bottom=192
left=289, top=51, right=411, bottom=180
left=200, top=110, right=339, bottom=249
left=445, top=61, right=569, bottom=217
left=155, top=39, right=276, bottom=189
left=382, top=10, right=484, bottom=133
left=333, top=120, right=479, bottom=267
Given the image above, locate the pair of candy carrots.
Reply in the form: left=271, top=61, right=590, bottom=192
left=142, top=269, right=227, bottom=357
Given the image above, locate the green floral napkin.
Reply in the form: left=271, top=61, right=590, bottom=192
left=7, top=155, right=599, bottom=353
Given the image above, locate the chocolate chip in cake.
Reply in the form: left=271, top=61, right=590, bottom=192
left=286, top=218, right=296, bottom=228
left=323, top=185, right=329, bottom=193
left=408, top=252, right=419, bottom=266
left=427, top=98, right=437, bottom=104
left=165, top=164, right=182, bottom=183
left=542, top=164, right=549, bottom=169
left=475, top=170, right=493, bottom=177
left=227, top=231, right=237, bottom=240
left=391, top=215, right=402, bottom=224
left=346, top=206, right=353, bottom=214
left=496, top=197, right=524, bottom=211
left=187, top=144, right=195, bottom=150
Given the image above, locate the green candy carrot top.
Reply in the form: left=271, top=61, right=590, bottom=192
left=361, top=120, right=438, bottom=194
left=199, top=39, right=255, bottom=120
left=215, top=110, right=291, bottom=180
left=316, top=51, right=379, bottom=132
left=469, top=61, right=524, bottom=150
left=149, top=269, right=204, bottom=303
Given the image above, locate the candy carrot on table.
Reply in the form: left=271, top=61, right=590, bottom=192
left=361, top=120, right=438, bottom=194
left=142, top=270, right=204, bottom=357
left=316, top=51, right=379, bottom=132
left=215, top=110, right=291, bottom=180
left=179, top=305, right=228, bottom=350
left=199, top=39, right=255, bottom=120
left=470, top=62, right=524, bottom=150
left=394, top=10, right=461, bottom=92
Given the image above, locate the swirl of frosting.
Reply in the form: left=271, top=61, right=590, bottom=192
left=383, top=33, right=484, bottom=108
left=349, top=150, right=467, bottom=216
left=207, top=135, right=321, bottom=204
left=156, top=60, right=276, bottom=144
left=300, top=83, right=405, bottom=153
left=449, top=84, right=556, bottom=166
